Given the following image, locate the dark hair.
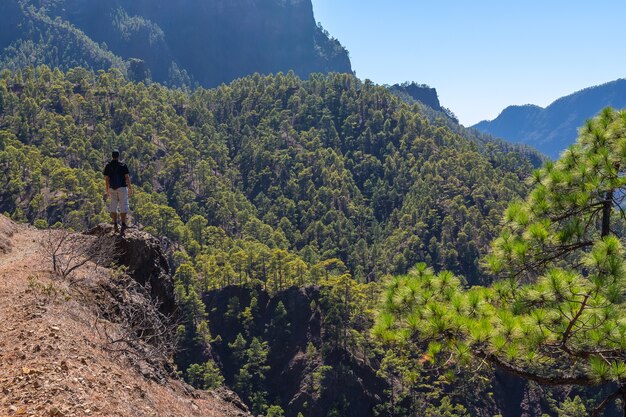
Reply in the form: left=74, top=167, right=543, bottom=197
left=112, top=150, right=120, bottom=159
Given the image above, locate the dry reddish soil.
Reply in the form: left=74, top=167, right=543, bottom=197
left=0, top=216, right=250, bottom=417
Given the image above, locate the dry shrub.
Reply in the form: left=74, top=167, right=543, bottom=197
left=43, top=228, right=119, bottom=282
left=92, top=269, right=179, bottom=381
left=27, top=274, right=70, bottom=304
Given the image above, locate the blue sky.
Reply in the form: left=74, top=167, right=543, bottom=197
left=311, top=1, right=626, bottom=126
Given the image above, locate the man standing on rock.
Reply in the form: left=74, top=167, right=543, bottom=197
left=104, top=150, right=132, bottom=234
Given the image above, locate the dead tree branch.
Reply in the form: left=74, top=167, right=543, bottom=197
left=43, top=227, right=119, bottom=282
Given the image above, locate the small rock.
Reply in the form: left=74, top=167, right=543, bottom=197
left=139, top=363, right=152, bottom=378
left=48, top=407, right=64, bottom=417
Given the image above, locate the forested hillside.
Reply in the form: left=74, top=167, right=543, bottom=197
left=0, top=66, right=545, bottom=415
left=0, top=66, right=540, bottom=282
left=0, top=0, right=351, bottom=87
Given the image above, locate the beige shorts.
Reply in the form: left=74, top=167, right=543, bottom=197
left=109, top=187, right=129, bottom=213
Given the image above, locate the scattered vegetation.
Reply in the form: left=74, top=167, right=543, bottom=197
left=26, top=273, right=69, bottom=304
left=0, top=0, right=352, bottom=88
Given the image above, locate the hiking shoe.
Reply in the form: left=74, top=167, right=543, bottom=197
left=113, top=222, right=119, bottom=233
left=120, top=223, right=127, bottom=235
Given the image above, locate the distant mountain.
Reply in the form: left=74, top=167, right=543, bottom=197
left=472, top=79, right=626, bottom=158
left=0, top=0, right=352, bottom=87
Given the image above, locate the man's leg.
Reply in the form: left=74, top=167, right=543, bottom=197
left=110, top=189, right=119, bottom=232
left=120, top=187, right=129, bottom=234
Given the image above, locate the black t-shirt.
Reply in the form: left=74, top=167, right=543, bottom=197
left=103, top=160, right=129, bottom=189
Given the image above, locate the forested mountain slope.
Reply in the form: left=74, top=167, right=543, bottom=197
left=472, top=78, right=626, bottom=158
left=0, top=67, right=540, bottom=283
left=0, top=0, right=351, bottom=87
left=0, top=66, right=548, bottom=415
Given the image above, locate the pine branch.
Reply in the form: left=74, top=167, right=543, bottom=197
left=474, top=348, right=597, bottom=387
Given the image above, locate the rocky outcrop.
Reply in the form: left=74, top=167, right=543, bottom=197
left=0, top=218, right=252, bottom=417
left=85, top=224, right=176, bottom=316
left=389, top=82, right=442, bottom=111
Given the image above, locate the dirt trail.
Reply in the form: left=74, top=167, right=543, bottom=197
left=0, top=217, right=249, bottom=417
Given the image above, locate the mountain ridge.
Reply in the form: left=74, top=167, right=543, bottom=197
left=388, top=82, right=442, bottom=112
left=0, top=0, right=352, bottom=87
left=473, top=78, right=626, bottom=158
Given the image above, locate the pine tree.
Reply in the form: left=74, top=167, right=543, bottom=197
left=234, top=337, right=271, bottom=415
left=375, top=108, right=626, bottom=416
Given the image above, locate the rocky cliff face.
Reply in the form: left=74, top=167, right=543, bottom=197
left=1, top=0, right=352, bottom=87
left=86, top=223, right=176, bottom=316
left=389, top=82, right=442, bottom=111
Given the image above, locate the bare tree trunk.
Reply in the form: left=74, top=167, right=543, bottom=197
left=602, top=190, right=614, bottom=237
